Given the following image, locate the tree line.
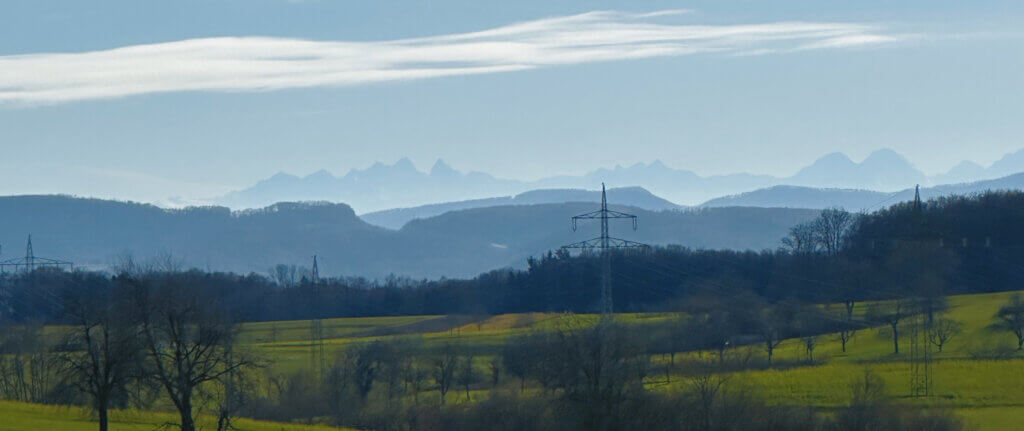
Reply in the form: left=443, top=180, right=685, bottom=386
left=6, top=191, right=1024, bottom=325
left=5, top=266, right=1024, bottom=430
left=4, top=190, right=1024, bottom=430
left=1, top=274, right=255, bottom=431
left=1, top=290, right=976, bottom=431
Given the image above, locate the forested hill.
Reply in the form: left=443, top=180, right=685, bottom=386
left=0, top=195, right=815, bottom=278
left=8, top=191, right=1024, bottom=323
left=700, top=171, right=1024, bottom=211
left=360, top=186, right=682, bottom=229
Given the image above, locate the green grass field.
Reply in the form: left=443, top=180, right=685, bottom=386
left=718, top=290, right=1024, bottom=431
left=4, top=291, right=1023, bottom=430
left=0, top=401, right=353, bottom=431
left=725, top=291, right=1024, bottom=406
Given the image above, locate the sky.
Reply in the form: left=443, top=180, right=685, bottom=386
left=1, top=1, right=1022, bottom=204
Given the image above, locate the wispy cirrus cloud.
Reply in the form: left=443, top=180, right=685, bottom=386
left=0, top=10, right=907, bottom=105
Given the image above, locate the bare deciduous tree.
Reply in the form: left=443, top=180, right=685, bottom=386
left=0, top=323, right=64, bottom=403
left=814, top=208, right=854, bottom=256
left=151, top=250, right=184, bottom=274
left=213, top=348, right=256, bottom=431
left=688, top=366, right=729, bottom=431
left=348, top=341, right=383, bottom=402
left=270, top=264, right=297, bottom=287
left=758, top=309, right=785, bottom=367
left=992, top=294, right=1024, bottom=350
left=834, top=316, right=857, bottom=353
left=400, top=360, right=429, bottom=405
left=780, top=222, right=818, bottom=255
left=488, top=356, right=501, bottom=388
left=60, top=283, right=143, bottom=431
left=456, top=353, right=478, bottom=401
left=928, top=317, right=962, bottom=353
left=502, top=335, right=532, bottom=393
left=130, top=277, right=257, bottom=431
left=867, top=299, right=910, bottom=355
left=781, top=208, right=854, bottom=256
left=664, top=315, right=689, bottom=380
left=802, top=335, right=818, bottom=364
left=432, top=342, right=459, bottom=405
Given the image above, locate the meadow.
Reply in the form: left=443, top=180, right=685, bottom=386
left=0, top=401, right=353, bottom=431
left=3, top=290, right=1023, bottom=430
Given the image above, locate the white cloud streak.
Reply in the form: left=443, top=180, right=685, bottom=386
left=0, top=10, right=905, bottom=105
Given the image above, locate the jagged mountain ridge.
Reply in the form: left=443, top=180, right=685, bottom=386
left=213, top=148, right=1024, bottom=213
left=217, top=159, right=527, bottom=213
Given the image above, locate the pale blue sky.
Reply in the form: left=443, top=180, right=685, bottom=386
left=1, top=1, right=1022, bottom=204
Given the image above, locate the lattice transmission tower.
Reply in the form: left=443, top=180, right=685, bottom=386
left=309, top=255, right=326, bottom=378
left=562, top=184, right=648, bottom=321
left=0, top=235, right=73, bottom=273
left=907, top=185, right=933, bottom=397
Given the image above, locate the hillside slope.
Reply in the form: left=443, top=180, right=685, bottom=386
left=360, top=186, right=681, bottom=229
left=701, top=172, right=1024, bottom=211
left=0, top=195, right=812, bottom=278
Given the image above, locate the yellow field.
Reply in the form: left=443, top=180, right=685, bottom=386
left=725, top=291, right=1024, bottom=410
left=4, top=291, right=1023, bottom=430
left=0, top=401, right=352, bottom=431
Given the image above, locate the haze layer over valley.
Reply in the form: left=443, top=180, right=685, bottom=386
left=214, top=148, right=1024, bottom=213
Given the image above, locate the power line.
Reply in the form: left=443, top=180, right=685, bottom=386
left=0, top=235, right=73, bottom=273
left=562, top=183, right=649, bottom=321
left=907, top=185, right=933, bottom=398
left=309, top=254, right=326, bottom=379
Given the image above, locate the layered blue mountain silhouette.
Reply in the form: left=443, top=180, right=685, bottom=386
left=361, top=187, right=681, bottom=230
left=217, top=159, right=524, bottom=213
left=215, top=148, right=1024, bottom=213
left=0, top=195, right=812, bottom=278
left=8, top=151, right=1024, bottom=278
left=701, top=172, right=1024, bottom=211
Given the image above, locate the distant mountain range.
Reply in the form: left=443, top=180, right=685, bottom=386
left=10, top=169, right=1024, bottom=278
left=361, top=187, right=682, bottom=230
left=700, top=186, right=891, bottom=211
left=365, top=170, right=1024, bottom=231
left=212, top=148, right=1024, bottom=212
left=701, top=172, right=1024, bottom=211
left=0, top=195, right=813, bottom=278
left=216, top=159, right=526, bottom=213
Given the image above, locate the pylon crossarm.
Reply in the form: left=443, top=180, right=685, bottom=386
left=572, top=211, right=637, bottom=220
left=561, top=183, right=649, bottom=317
left=561, top=238, right=604, bottom=250
left=605, top=210, right=639, bottom=219
left=561, top=237, right=650, bottom=250
left=604, top=237, right=650, bottom=248
left=571, top=210, right=604, bottom=219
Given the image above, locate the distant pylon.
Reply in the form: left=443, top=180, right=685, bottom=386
left=309, top=254, right=325, bottom=378
left=311, top=255, right=320, bottom=283
left=0, top=235, right=72, bottom=274
left=25, top=235, right=35, bottom=271
left=908, top=183, right=932, bottom=397
left=562, top=184, right=648, bottom=321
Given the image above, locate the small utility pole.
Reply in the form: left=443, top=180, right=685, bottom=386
left=562, top=184, right=648, bottom=321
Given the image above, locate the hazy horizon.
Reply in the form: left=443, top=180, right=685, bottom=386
left=2, top=1, right=1022, bottom=206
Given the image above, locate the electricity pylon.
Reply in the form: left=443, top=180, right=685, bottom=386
left=562, top=183, right=648, bottom=321
left=309, top=255, right=326, bottom=378
left=0, top=235, right=73, bottom=273
left=907, top=185, right=933, bottom=397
